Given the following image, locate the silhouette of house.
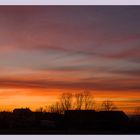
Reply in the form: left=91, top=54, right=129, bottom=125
left=97, top=111, right=129, bottom=130
left=64, top=110, right=128, bottom=130
left=98, top=111, right=128, bottom=122
left=13, top=108, right=32, bottom=116
left=64, top=110, right=97, bottom=129
left=12, top=108, right=34, bottom=128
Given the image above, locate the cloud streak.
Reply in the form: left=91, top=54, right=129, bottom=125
left=0, top=76, right=139, bottom=91
left=0, top=6, right=140, bottom=112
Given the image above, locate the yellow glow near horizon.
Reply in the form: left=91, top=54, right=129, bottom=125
left=0, top=88, right=139, bottom=115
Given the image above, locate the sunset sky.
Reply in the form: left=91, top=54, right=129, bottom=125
left=0, top=6, right=139, bottom=114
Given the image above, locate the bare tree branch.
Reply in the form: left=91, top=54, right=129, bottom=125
left=101, top=100, right=117, bottom=111
left=60, top=92, right=73, bottom=111
left=47, top=102, right=63, bottom=114
left=74, top=92, right=84, bottom=110
left=83, top=90, right=95, bottom=110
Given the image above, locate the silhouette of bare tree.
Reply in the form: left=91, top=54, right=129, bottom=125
left=101, top=100, right=117, bottom=111
left=74, top=92, right=85, bottom=110
left=83, top=90, right=95, bottom=110
left=47, top=90, right=95, bottom=113
left=59, top=92, right=73, bottom=111
left=74, top=90, right=94, bottom=110
left=47, top=102, right=63, bottom=114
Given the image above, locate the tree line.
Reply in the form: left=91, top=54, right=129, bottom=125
left=37, top=90, right=117, bottom=114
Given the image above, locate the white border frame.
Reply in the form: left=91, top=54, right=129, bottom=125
left=0, top=0, right=139, bottom=140
left=0, top=135, right=140, bottom=140
left=0, top=0, right=139, bottom=5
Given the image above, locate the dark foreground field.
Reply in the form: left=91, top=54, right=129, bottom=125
left=0, top=109, right=139, bottom=135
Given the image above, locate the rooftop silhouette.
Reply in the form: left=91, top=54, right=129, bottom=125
left=0, top=108, right=139, bottom=134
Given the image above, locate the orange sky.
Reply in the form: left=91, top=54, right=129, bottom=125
left=0, top=88, right=139, bottom=115
left=0, top=7, right=139, bottom=115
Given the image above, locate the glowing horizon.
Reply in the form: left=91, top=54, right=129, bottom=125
left=0, top=6, right=139, bottom=115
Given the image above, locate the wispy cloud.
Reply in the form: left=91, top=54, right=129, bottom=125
left=0, top=6, right=140, bottom=112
